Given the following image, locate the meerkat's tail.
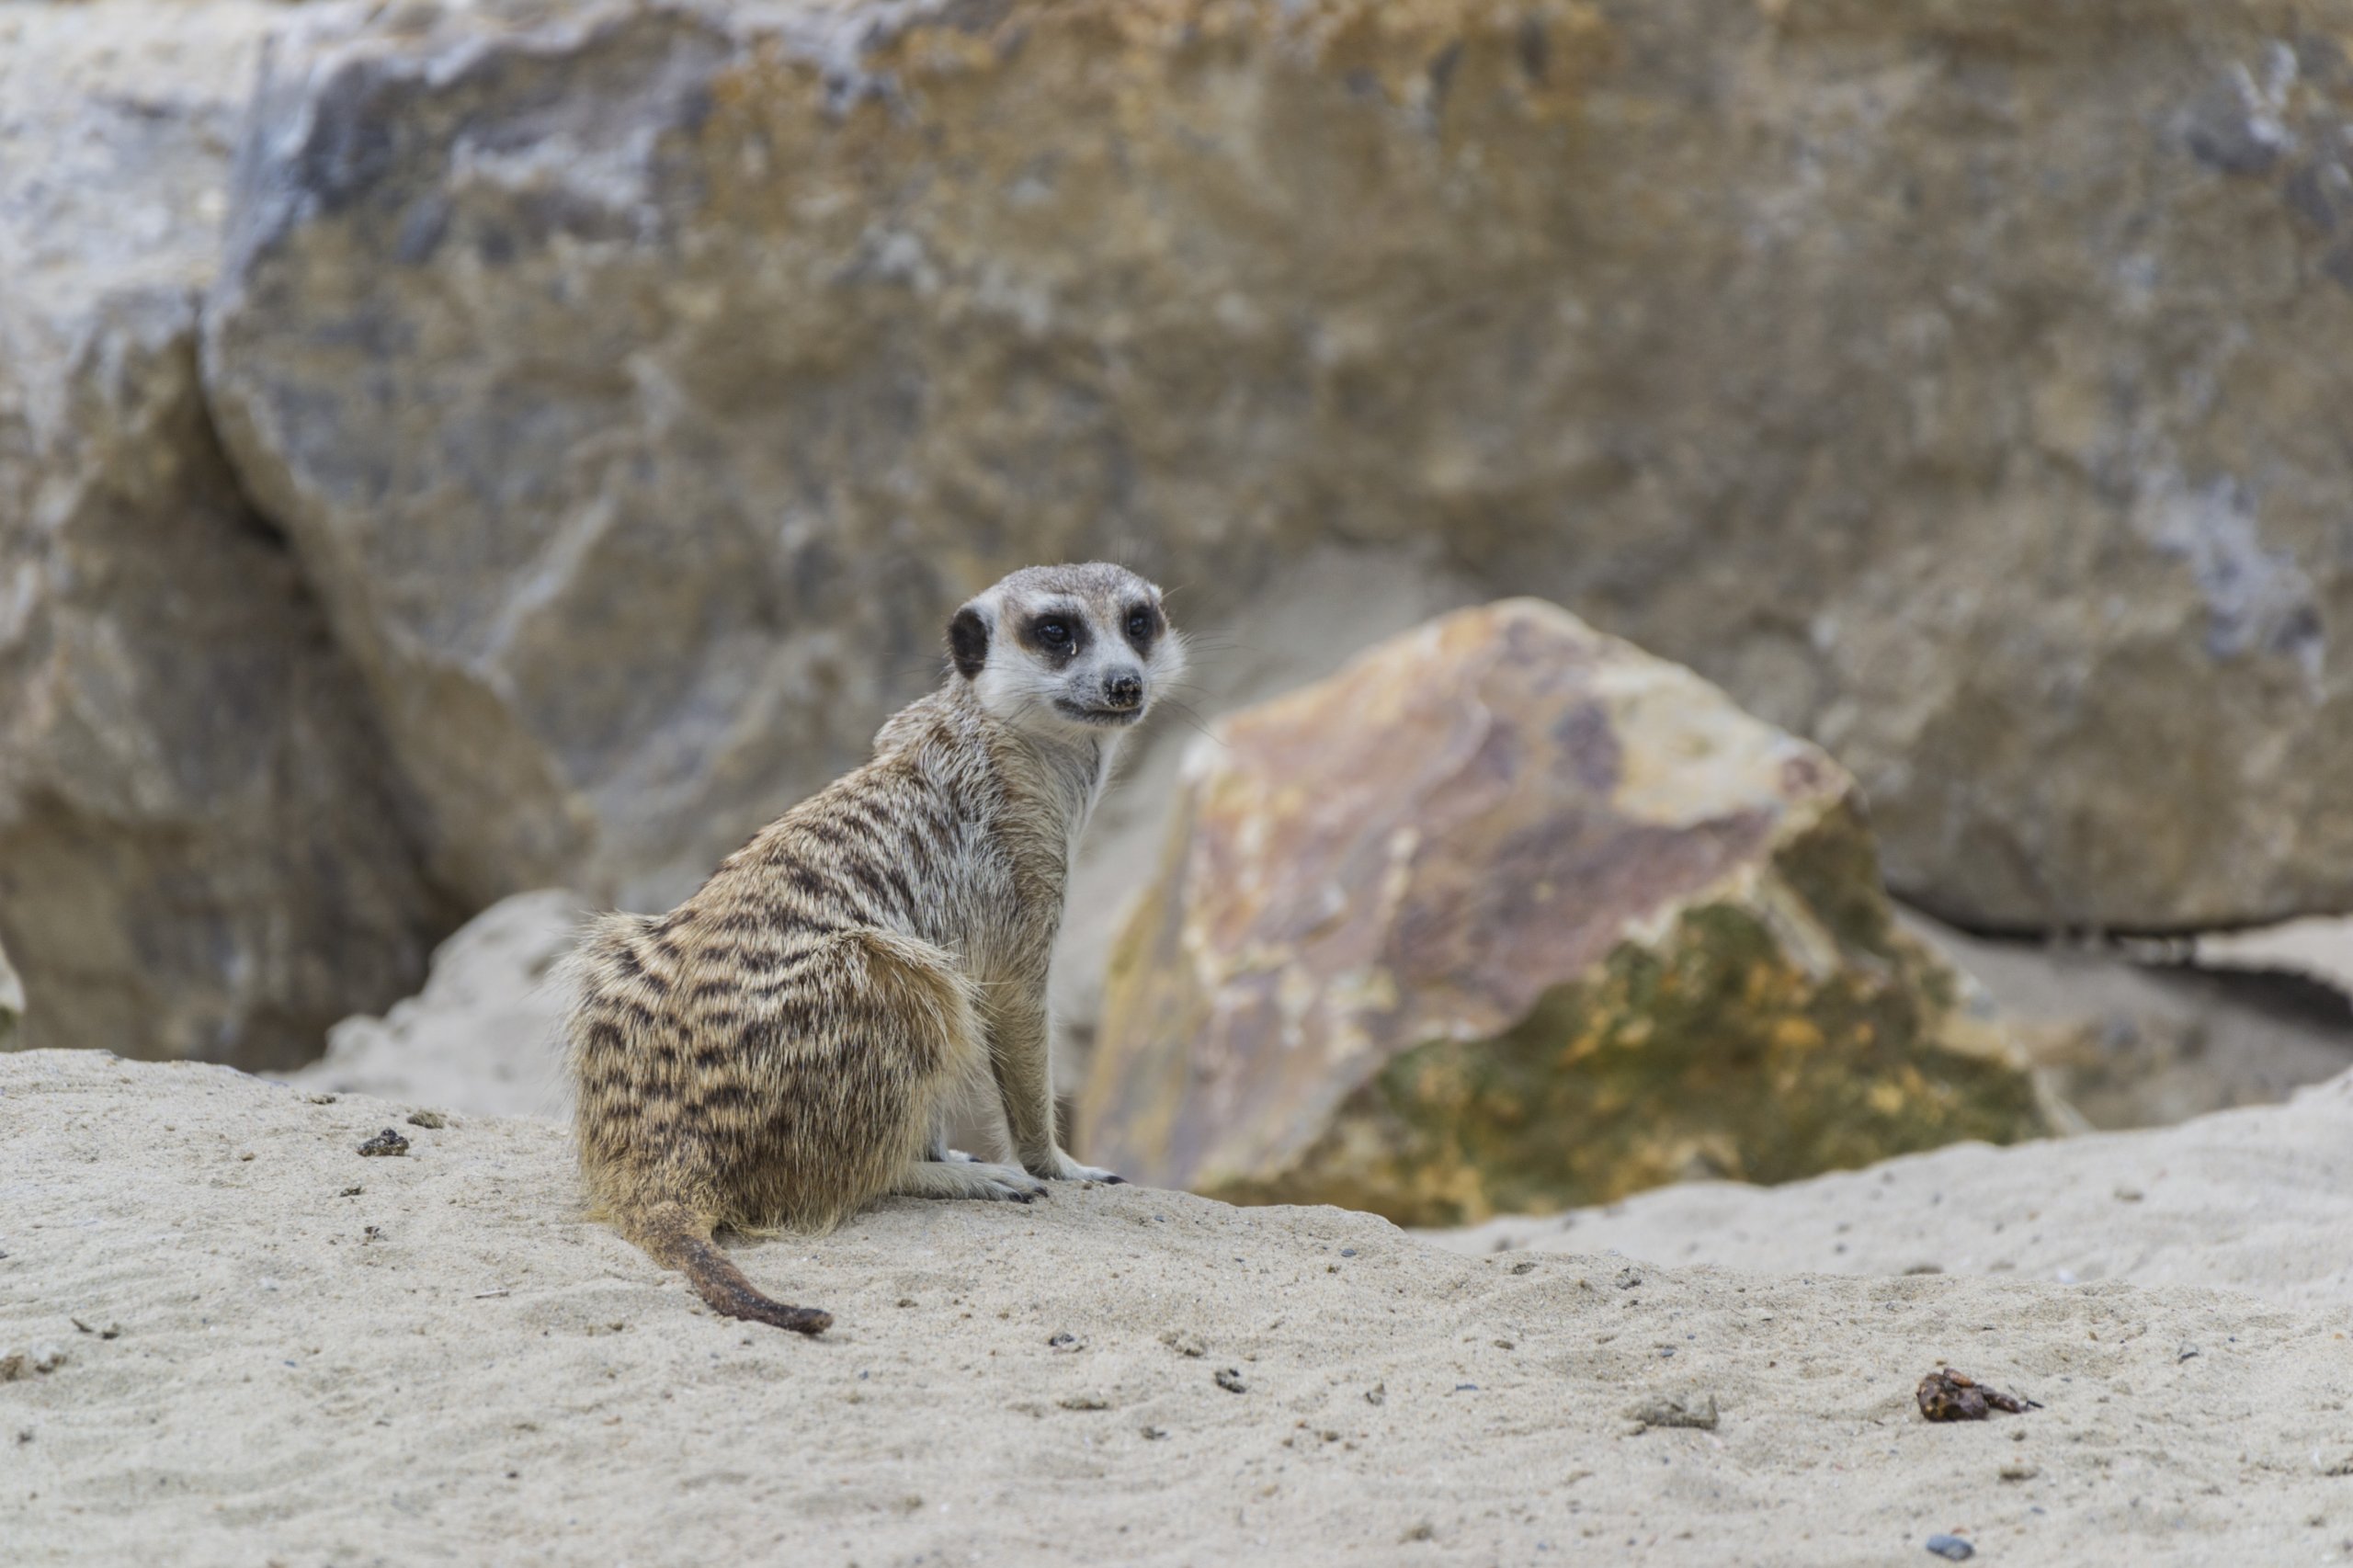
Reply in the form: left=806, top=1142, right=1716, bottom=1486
left=627, top=1199, right=833, bottom=1335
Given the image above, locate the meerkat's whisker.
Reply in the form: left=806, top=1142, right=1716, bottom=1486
left=1150, top=699, right=1224, bottom=746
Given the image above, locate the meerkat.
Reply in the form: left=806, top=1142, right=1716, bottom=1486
left=562, top=562, right=1186, bottom=1334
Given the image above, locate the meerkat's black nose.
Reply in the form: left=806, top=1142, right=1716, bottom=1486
left=1104, top=671, right=1144, bottom=710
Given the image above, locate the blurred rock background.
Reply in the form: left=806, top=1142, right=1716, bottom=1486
left=6, top=0, right=2353, bottom=1210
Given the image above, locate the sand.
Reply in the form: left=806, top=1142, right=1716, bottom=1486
left=6, top=1050, right=2353, bottom=1566
left=2199, top=916, right=2353, bottom=999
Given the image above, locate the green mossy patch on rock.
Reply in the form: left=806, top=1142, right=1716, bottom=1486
left=1229, top=889, right=2045, bottom=1227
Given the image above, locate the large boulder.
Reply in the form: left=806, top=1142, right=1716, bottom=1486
left=206, top=0, right=2353, bottom=930
left=0, top=2, right=448, bottom=1066
left=1079, top=601, right=2050, bottom=1226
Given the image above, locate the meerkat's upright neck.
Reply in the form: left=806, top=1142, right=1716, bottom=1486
left=1039, top=728, right=1120, bottom=856
left=971, top=689, right=1121, bottom=864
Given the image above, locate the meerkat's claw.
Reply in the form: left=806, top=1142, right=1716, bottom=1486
left=1032, top=1150, right=1124, bottom=1185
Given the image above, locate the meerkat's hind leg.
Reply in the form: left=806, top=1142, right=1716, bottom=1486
left=892, top=1159, right=1051, bottom=1204
left=921, top=1116, right=981, bottom=1165
left=630, top=1198, right=833, bottom=1335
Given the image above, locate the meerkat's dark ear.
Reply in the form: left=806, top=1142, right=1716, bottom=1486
left=949, top=605, right=990, bottom=679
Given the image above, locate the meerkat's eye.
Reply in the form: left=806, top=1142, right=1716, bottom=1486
left=1035, top=619, right=1072, bottom=647
left=1126, top=608, right=1154, bottom=641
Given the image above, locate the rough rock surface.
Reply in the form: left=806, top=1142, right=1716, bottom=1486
left=0, top=937, right=20, bottom=1052
left=1905, top=910, right=2353, bottom=1131
left=203, top=0, right=2353, bottom=929
left=284, top=889, right=584, bottom=1118
left=1440, top=1068, right=2353, bottom=1311
left=0, top=1, right=447, bottom=1067
left=1081, top=601, right=2047, bottom=1226
left=6, top=1050, right=2350, bottom=1567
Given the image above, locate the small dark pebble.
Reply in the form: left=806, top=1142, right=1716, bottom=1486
left=338, top=1186, right=363, bottom=1198
left=1214, top=1368, right=1246, bottom=1393
left=357, top=1129, right=409, bottom=1158
left=1918, top=1367, right=2038, bottom=1422
left=1046, top=1332, right=1081, bottom=1352
left=1926, top=1534, right=1974, bottom=1561
left=1340, top=1248, right=1358, bottom=1258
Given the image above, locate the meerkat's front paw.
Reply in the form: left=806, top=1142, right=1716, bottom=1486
left=966, top=1161, right=1053, bottom=1202
left=897, top=1159, right=1051, bottom=1204
left=1031, top=1148, right=1128, bottom=1186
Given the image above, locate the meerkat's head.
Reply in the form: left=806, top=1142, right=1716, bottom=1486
left=948, top=562, right=1187, bottom=740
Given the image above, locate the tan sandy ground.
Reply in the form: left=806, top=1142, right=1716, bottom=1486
left=5, top=1051, right=2352, bottom=1568
left=1436, top=1074, right=2353, bottom=1311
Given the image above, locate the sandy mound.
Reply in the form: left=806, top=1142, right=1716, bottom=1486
left=6, top=1051, right=2350, bottom=1566
left=1437, top=1074, right=2353, bottom=1310
left=283, top=890, right=583, bottom=1120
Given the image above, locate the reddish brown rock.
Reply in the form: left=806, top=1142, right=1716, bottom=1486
left=1080, top=601, right=2049, bottom=1225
